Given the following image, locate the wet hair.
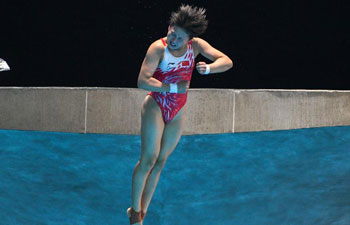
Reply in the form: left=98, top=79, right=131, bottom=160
left=168, top=4, right=208, bottom=39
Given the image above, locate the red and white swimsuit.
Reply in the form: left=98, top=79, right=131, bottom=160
left=147, top=38, right=195, bottom=124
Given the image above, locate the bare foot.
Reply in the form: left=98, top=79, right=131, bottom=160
left=126, top=207, right=143, bottom=225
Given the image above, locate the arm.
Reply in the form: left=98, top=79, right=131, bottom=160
left=194, top=37, right=233, bottom=74
left=137, top=41, right=170, bottom=92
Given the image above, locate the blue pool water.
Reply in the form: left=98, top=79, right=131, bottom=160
left=0, top=126, right=349, bottom=225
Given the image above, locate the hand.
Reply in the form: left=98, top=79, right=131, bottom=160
left=196, top=62, right=209, bottom=75
left=176, top=80, right=190, bottom=94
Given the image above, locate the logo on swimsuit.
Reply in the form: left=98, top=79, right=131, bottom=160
left=167, top=62, right=176, bottom=70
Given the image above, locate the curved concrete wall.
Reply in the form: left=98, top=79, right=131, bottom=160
left=0, top=87, right=349, bottom=135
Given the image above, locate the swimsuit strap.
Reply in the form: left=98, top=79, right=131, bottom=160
left=160, top=38, right=167, bottom=46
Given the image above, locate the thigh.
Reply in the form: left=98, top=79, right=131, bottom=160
left=140, top=95, right=165, bottom=165
left=157, top=104, right=187, bottom=161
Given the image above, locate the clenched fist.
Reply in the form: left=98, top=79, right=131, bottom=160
left=196, top=62, right=210, bottom=75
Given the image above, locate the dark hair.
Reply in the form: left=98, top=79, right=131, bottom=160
left=169, top=4, right=208, bottom=39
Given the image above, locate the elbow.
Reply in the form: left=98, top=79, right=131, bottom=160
left=137, top=79, right=144, bottom=89
left=226, top=58, right=233, bottom=71
left=229, top=58, right=233, bottom=69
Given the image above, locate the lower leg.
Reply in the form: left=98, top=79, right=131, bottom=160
left=141, top=164, right=163, bottom=216
left=131, top=161, right=153, bottom=212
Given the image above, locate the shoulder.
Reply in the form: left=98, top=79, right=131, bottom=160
left=191, top=37, right=210, bottom=50
left=191, top=37, right=199, bottom=48
left=191, top=37, right=208, bottom=56
left=147, top=39, right=165, bottom=56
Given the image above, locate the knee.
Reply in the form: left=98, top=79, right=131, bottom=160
left=140, top=158, right=157, bottom=171
left=154, top=157, right=167, bottom=170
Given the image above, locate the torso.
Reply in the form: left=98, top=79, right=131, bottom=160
left=146, top=36, right=196, bottom=124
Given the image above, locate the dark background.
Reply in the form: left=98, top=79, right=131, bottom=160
left=1, top=0, right=349, bottom=89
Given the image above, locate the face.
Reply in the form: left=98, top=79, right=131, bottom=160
left=166, top=25, right=190, bottom=50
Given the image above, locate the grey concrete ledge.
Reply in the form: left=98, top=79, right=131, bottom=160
left=0, top=87, right=349, bottom=135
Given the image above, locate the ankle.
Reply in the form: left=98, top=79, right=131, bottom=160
left=141, top=210, right=147, bottom=220
left=131, top=207, right=141, bottom=213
